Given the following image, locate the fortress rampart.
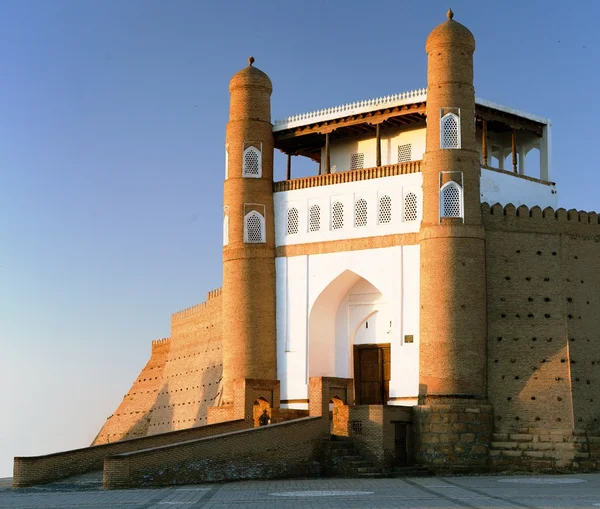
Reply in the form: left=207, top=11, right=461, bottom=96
left=483, top=202, right=600, bottom=469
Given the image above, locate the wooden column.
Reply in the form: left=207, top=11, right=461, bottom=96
left=376, top=123, right=381, bottom=167
left=286, top=153, right=291, bottom=180
left=511, top=130, right=517, bottom=173
left=481, top=119, right=488, bottom=166
left=325, top=132, right=331, bottom=174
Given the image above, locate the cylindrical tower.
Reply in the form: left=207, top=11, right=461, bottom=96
left=221, top=57, right=276, bottom=403
left=419, top=11, right=487, bottom=400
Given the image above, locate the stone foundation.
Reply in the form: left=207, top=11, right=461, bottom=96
left=413, top=402, right=493, bottom=472
left=489, top=427, right=600, bottom=471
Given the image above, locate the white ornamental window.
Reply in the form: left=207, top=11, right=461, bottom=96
left=355, top=198, right=367, bottom=227
left=350, top=153, right=364, bottom=170
left=243, top=146, right=261, bottom=177
left=287, top=207, right=299, bottom=235
left=223, top=214, right=229, bottom=246
left=397, top=144, right=412, bottom=163
left=309, top=204, right=321, bottom=232
left=440, top=181, right=463, bottom=218
left=378, top=195, right=392, bottom=224
left=225, top=145, right=229, bottom=179
left=332, top=201, right=344, bottom=230
left=403, top=192, right=418, bottom=222
left=244, top=210, right=266, bottom=243
left=441, top=112, right=460, bottom=149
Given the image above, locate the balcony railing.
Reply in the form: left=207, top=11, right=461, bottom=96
left=274, top=161, right=422, bottom=192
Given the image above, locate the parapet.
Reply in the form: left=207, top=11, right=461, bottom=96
left=171, top=287, right=223, bottom=320
left=151, top=338, right=170, bottom=352
left=482, top=202, right=600, bottom=234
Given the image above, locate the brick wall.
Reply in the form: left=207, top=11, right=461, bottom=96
left=93, top=338, right=171, bottom=444
left=346, top=405, right=412, bottom=472
left=103, top=416, right=329, bottom=488
left=483, top=203, right=600, bottom=432
left=93, top=289, right=224, bottom=445
left=13, top=419, right=247, bottom=487
left=149, top=289, right=223, bottom=433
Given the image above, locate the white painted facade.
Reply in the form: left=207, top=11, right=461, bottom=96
left=274, top=173, right=423, bottom=247
left=480, top=168, right=558, bottom=209
left=270, top=93, right=558, bottom=409
left=320, top=127, right=425, bottom=174
left=276, top=245, right=421, bottom=408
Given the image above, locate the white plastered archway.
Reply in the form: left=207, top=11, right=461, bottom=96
left=308, top=269, right=390, bottom=380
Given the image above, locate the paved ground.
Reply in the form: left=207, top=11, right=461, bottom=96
left=1, top=472, right=600, bottom=508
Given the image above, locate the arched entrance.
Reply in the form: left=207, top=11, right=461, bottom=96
left=308, top=270, right=392, bottom=404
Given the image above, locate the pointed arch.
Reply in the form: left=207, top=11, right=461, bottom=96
left=440, top=181, right=464, bottom=218
left=243, top=145, right=262, bottom=178
left=244, top=210, right=265, bottom=243
left=286, top=207, right=299, bottom=235
left=441, top=112, right=460, bottom=149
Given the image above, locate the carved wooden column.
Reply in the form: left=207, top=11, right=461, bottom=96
left=481, top=119, right=488, bottom=166
left=511, top=130, right=517, bottom=173
left=286, top=153, right=291, bottom=180
left=376, top=123, right=381, bottom=167
left=325, top=132, right=331, bottom=174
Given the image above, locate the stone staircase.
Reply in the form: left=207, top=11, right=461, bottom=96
left=328, top=435, right=432, bottom=478
left=328, top=435, right=384, bottom=478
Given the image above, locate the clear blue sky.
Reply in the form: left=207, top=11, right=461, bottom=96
left=1, top=0, right=598, bottom=477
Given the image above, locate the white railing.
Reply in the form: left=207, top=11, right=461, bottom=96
left=273, top=88, right=427, bottom=131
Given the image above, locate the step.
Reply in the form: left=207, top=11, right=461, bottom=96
left=356, top=466, right=381, bottom=474
left=391, top=466, right=433, bottom=477
left=356, top=472, right=385, bottom=478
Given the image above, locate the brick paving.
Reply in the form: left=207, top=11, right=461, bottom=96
left=1, top=473, right=600, bottom=508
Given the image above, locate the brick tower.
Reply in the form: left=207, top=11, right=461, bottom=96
left=418, top=10, right=487, bottom=401
left=414, top=10, right=492, bottom=468
left=221, top=58, right=277, bottom=404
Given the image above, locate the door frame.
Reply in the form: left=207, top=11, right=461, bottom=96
left=353, top=343, right=390, bottom=405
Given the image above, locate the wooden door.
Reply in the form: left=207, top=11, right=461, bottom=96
left=354, top=344, right=390, bottom=405
left=394, top=423, right=408, bottom=466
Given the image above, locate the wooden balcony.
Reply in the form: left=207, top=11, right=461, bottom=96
left=274, top=161, right=422, bottom=193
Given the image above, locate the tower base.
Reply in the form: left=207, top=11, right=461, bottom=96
left=413, top=400, right=493, bottom=472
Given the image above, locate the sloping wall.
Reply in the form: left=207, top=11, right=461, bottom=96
left=92, top=339, right=171, bottom=444
left=93, top=289, right=224, bottom=444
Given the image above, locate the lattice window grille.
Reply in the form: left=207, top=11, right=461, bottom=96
left=244, top=211, right=265, bottom=243
left=332, top=201, right=344, bottom=230
left=243, top=146, right=261, bottom=177
left=441, top=182, right=463, bottom=218
left=397, top=144, right=412, bottom=163
left=378, top=195, right=392, bottom=224
left=355, top=198, right=368, bottom=227
left=223, top=212, right=229, bottom=246
left=403, top=192, right=418, bottom=222
left=441, top=113, right=460, bottom=149
left=287, top=207, right=299, bottom=235
left=350, top=153, right=364, bottom=170
left=309, top=204, right=321, bottom=232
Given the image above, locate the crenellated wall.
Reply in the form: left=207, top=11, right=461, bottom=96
left=93, top=289, right=224, bottom=444
left=483, top=202, right=600, bottom=467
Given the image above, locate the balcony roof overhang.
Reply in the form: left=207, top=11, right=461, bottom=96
left=273, top=90, right=548, bottom=160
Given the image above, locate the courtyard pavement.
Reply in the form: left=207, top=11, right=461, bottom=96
left=1, top=472, right=600, bottom=508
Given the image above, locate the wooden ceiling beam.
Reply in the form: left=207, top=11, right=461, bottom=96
left=275, top=103, right=426, bottom=140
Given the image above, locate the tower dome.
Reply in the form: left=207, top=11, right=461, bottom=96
left=229, top=57, right=273, bottom=93
left=425, top=9, right=475, bottom=52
